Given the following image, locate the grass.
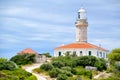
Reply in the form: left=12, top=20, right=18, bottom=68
left=33, top=68, right=49, bottom=75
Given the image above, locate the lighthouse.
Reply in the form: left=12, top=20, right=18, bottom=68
left=75, top=8, right=88, bottom=43
left=54, top=7, right=108, bottom=59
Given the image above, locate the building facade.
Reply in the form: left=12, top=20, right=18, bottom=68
left=54, top=8, right=108, bottom=59
left=18, top=48, right=47, bottom=63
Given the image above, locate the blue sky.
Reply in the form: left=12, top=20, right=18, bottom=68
left=0, top=0, right=120, bottom=59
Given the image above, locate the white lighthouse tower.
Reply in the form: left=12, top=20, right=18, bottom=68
left=75, top=7, right=88, bottom=43
left=54, top=7, right=108, bottom=59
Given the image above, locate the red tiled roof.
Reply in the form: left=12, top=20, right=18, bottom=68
left=18, top=48, right=38, bottom=55
left=54, top=42, right=108, bottom=51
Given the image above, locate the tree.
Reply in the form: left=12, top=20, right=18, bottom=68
left=10, top=54, right=35, bottom=65
left=42, top=52, right=51, bottom=57
left=108, top=48, right=120, bottom=61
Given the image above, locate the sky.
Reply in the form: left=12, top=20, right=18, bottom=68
left=0, top=0, right=120, bottom=59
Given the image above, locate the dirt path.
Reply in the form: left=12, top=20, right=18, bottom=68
left=22, top=63, right=47, bottom=80
left=94, top=71, right=111, bottom=79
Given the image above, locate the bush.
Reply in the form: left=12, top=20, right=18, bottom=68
left=25, top=75, right=37, bottom=80
left=115, top=63, right=120, bottom=71
left=71, top=68, right=76, bottom=75
left=49, top=68, right=58, bottom=78
left=61, top=66, right=71, bottom=71
left=42, top=52, right=51, bottom=57
left=75, top=66, right=85, bottom=75
left=10, top=54, right=35, bottom=65
left=0, top=58, right=7, bottom=63
left=52, top=61, right=65, bottom=68
left=94, top=58, right=107, bottom=71
left=40, top=63, right=53, bottom=71
left=75, top=66, right=92, bottom=79
left=0, top=68, right=36, bottom=80
left=57, top=74, right=68, bottom=80
left=33, top=68, right=45, bottom=73
left=0, top=61, right=18, bottom=70
left=76, top=56, right=97, bottom=67
left=84, top=70, right=92, bottom=79
left=63, top=70, right=73, bottom=77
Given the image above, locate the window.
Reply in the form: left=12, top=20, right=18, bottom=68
left=72, top=51, right=77, bottom=57
left=103, top=53, right=106, bottom=58
left=100, top=52, right=102, bottom=57
left=80, top=51, right=82, bottom=56
left=97, top=51, right=99, bottom=57
left=78, top=12, right=80, bottom=18
left=58, top=52, right=61, bottom=56
left=80, top=51, right=82, bottom=53
left=88, top=51, right=92, bottom=56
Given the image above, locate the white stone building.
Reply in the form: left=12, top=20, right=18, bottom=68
left=54, top=8, right=108, bottom=59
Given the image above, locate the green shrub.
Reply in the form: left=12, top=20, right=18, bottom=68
left=57, top=74, right=68, bottom=80
left=75, top=66, right=92, bottom=79
left=71, top=68, right=76, bottom=75
left=0, top=58, right=7, bottom=63
left=40, top=63, right=53, bottom=71
left=33, top=68, right=45, bottom=73
left=49, top=68, right=58, bottom=78
left=67, top=77, right=76, bottom=80
left=0, top=68, right=36, bottom=80
left=94, top=58, right=107, bottom=71
left=115, top=63, right=120, bottom=71
left=52, top=61, right=65, bottom=68
left=63, top=70, right=73, bottom=77
left=25, top=75, right=37, bottom=80
left=42, top=52, right=51, bottom=57
left=10, top=54, right=35, bottom=65
left=75, top=66, right=85, bottom=75
left=0, top=61, right=18, bottom=70
left=61, top=66, right=71, bottom=71
left=84, top=70, right=92, bottom=79
left=76, top=56, right=97, bottom=67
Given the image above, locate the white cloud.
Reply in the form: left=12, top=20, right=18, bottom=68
left=90, top=38, right=120, bottom=50
left=0, top=0, right=120, bottom=59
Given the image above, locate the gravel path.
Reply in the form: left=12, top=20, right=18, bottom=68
left=23, top=63, right=47, bottom=80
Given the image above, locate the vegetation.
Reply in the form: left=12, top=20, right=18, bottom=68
left=57, top=74, right=68, bottom=80
left=34, top=54, right=107, bottom=80
left=0, top=69, right=36, bottom=80
left=0, top=58, right=7, bottom=63
left=0, top=61, right=18, bottom=70
left=40, top=63, right=53, bottom=71
left=94, top=58, right=107, bottom=71
left=0, top=57, right=37, bottom=80
left=10, top=54, right=36, bottom=65
left=106, top=48, right=120, bottom=79
left=42, top=52, right=51, bottom=57
left=108, top=48, right=120, bottom=61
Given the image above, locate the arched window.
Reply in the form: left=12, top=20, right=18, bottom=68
left=80, top=51, right=82, bottom=56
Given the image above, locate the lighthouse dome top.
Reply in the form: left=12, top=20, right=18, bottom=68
left=78, top=7, right=86, bottom=13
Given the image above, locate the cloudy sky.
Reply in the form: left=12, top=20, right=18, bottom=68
left=0, top=0, right=120, bottom=59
